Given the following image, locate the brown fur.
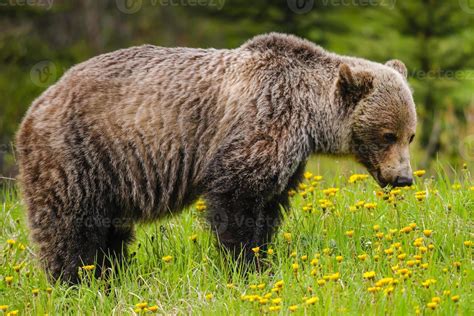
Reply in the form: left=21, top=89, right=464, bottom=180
left=16, top=33, right=416, bottom=283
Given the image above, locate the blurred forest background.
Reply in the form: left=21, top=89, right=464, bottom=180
left=1, top=0, right=474, bottom=179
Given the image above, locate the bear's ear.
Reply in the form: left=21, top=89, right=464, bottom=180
left=337, top=63, right=374, bottom=108
left=385, top=59, right=408, bottom=79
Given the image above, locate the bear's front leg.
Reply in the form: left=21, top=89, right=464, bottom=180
left=206, top=192, right=285, bottom=264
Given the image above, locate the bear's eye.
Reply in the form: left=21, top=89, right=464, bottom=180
left=383, top=133, right=397, bottom=144
left=409, top=134, right=415, bottom=144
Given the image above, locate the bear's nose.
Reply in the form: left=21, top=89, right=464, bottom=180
left=393, top=176, right=413, bottom=187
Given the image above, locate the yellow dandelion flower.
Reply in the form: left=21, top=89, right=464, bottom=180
left=431, top=297, right=441, bottom=303
left=292, top=263, right=299, bottom=272
left=364, top=203, right=377, bottom=209
left=453, top=261, right=461, bottom=268
left=329, top=272, right=340, bottom=281
left=373, top=224, right=380, bottom=231
left=32, top=288, right=40, bottom=296
left=420, top=263, right=429, bottom=269
left=345, top=230, right=354, bottom=238
left=310, top=268, right=318, bottom=276
left=304, top=171, right=313, bottom=179
left=257, top=283, right=265, bottom=290
left=413, top=170, right=426, bottom=177
left=189, top=234, right=198, bottom=242
left=252, top=246, right=260, bottom=254
left=397, top=253, right=407, bottom=260
left=452, top=183, right=461, bottom=190
left=5, top=276, right=13, bottom=285
left=376, top=232, right=384, bottom=239
left=226, top=283, right=234, bottom=289
left=463, top=240, right=473, bottom=247
left=268, top=306, right=281, bottom=312
left=451, top=295, right=460, bottom=302
left=147, top=305, right=158, bottom=312
left=205, top=293, right=213, bottom=301
left=283, top=232, right=292, bottom=242
left=17, top=243, right=26, bottom=251
left=135, top=302, right=148, bottom=309
left=0, top=305, right=8, bottom=311
left=358, top=254, right=368, bottom=261
left=426, top=302, right=437, bottom=310
left=407, top=260, right=416, bottom=267
left=317, top=279, right=326, bottom=286
left=368, top=287, right=380, bottom=293
left=289, top=305, right=298, bottom=312
left=363, top=271, right=376, bottom=279
left=423, top=230, right=432, bottom=237
left=271, top=298, right=282, bottom=304
left=313, top=175, right=323, bottom=181
left=305, top=297, right=319, bottom=305
left=6, top=239, right=16, bottom=245
left=267, top=248, right=274, bottom=255
left=162, top=255, right=173, bottom=263
left=443, top=290, right=451, bottom=296
left=323, top=187, right=339, bottom=196
left=81, top=265, right=95, bottom=271
left=336, top=255, right=343, bottom=263
left=275, top=280, right=284, bottom=288
left=6, top=310, right=18, bottom=316
left=259, top=298, right=269, bottom=305
left=373, top=255, right=380, bottom=261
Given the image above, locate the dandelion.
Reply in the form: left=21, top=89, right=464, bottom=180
left=268, top=306, right=281, bottom=312
left=135, top=302, right=148, bottom=309
left=431, top=297, right=441, bottom=304
left=81, top=265, right=95, bottom=271
left=147, top=306, right=158, bottom=312
left=196, top=199, right=206, bottom=211
left=358, top=254, right=367, bottom=261
left=5, top=276, right=13, bottom=285
left=6, top=239, right=16, bottom=245
left=32, top=288, right=40, bottom=296
left=376, top=232, right=384, bottom=239
left=292, top=263, right=299, bottom=272
left=426, top=302, right=437, bottom=310
left=463, top=240, right=472, bottom=247
left=451, top=295, right=460, bottom=302
left=252, top=246, right=260, bottom=254
left=0, top=305, right=8, bottom=311
left=443, top=290, right=451, bottom=296
left=17, top=243, right=26, bottom=251
left=257, top=283, right=265, bottom=290
left=400, top=226, right=413, bottom=234
left=271, top=298, right=282, bottom=305
left=413, top=170, right=426, bottom=177
left=162, top=255, right=173, bottom=263
left=226, top=283, right=234, bottom=289
left=368, top=287, right=380, bottom=293
left=345, top=230, right=354, bottom=238
left=205, top=293, right=213, bottom=301
left=305, top=297, right=319, bottom=305
left=452, top=183, right=461, bottom=190
left=423, top=230, right=432, bottom=237
left=329, top=272, right=340, bottom=281
left=267, top=248, right=274, bottom=255
left=364, top=203, right=377, bottom=209
left=6, top=311, right=18, bottom=316
left=317, top=279, right=326, bottom=286
left=283, top=232, right=292, bottom=242
left=363, top=271, right=376, bottom=280
left=304, top=171, right=313, bottom=179
left=189, top=234, right=198, bottom=242
left=453, top=261, right=461, bottom=269
left=289, top=305, right=299, bottom=312
left=336, top=255, right=343, bottom=263
left=397, top=253, right=407, bottom=260
left=323, top=187, right=339, bottom=196
left=348, top=174, right=368, bottom=183
left=274, top=280, right=284, bottom=288
left=373, top=224, right=380, bottom=231
left=300, top=255, right=308, bottom=261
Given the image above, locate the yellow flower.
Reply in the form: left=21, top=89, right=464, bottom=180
left=196, top=199, right=207, bottom=211
left=304, top=171, right=313, bottom=179
left=376, top=232, right=384, bottom=239
left=305, top=297, right=319, bottom=305
left=252, top=246, right=260, bottom=254
left=364, top=203, right=377, bottom=209
left=443, top=290, right=451, bottom=296
left=268, top=306, right=281, bottom=312
left=226, top=283, right=234, bottom=289
left=452, top=183, right=461, bottom=190
left=310, top=268, right=317, bottom=276
left=283, top=233, right=292, bottom=242
left=363, top=271, right=376, bottom=279
left=451, top=295, right=460, bottom=302
left=336, top=255, right=343, bottom=263
left=397, top=253, right=407, bottom=260
left=17, top=243, right=26, bottom=251
left=205, top=293, right=213, bottom=301
left=317, top=279, right=326, bottom=286
left=257, top=283, right=265, bottom=290
left=289, top=305, right=298, bottom=312
left=259, top=298, right=269, bottom=305
left=431, top=297, right=441, bottom=304
left=0, top=305, right=8, bottom=311
left=358, top=254, right=367, bottom=261
left=368, top=287, right=380, bottom=293
left=313, top=175, right=323, bottom=181
left=189, top=234, right=198, bottom=242
left=373, top=224, right=380, bottom=231
left=81, top=265, right=95, bottom=271
left=6, top=239, right=16, bottom=245
left=32, top=288, right=40, bottom=296
left=345, top=230, right=354, bottom=238
left=292, top=263, right=299, bottom=272
left=348, top=174, right=369, bottom=183
left=275, top=280, right=284, bottom=288
left=162, top=255, right=173, bottom=263
left=271, top=298, right=282, bottom=304
left=5, top=276, right=13, bottom=285
left=400, top=226, right=413, bottom=234
left=463, top=240, right=473, bottom=247
left=323, top=187, right=339, bottom=196
left=6, top=310, right=18, bottom=316
left=413, top=170, right=426, bottom=177
left=423, top=230, right=432, bottom=237
left=267, top=248, right=274, bottom=255
left=329, top=272, right=340, bottom=281
left=135, top=302, right=148, bottom=309
left=147, top=305, right=158, bottom=312
left=426, top=302, right=437, bottom=310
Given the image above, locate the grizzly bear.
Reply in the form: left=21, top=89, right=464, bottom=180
left=16, top=33, right=416, bottom=283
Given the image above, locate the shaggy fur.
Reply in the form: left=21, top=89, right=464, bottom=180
left=16, top=33, right=416, bottom=283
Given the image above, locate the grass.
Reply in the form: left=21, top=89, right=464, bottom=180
left=0, top=161, right=473, bottom=315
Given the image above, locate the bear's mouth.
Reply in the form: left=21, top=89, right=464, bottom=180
left=370, top=168, right=388, bottom=188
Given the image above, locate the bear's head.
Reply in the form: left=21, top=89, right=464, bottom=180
left=337, top=60, right=416, bottom=188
